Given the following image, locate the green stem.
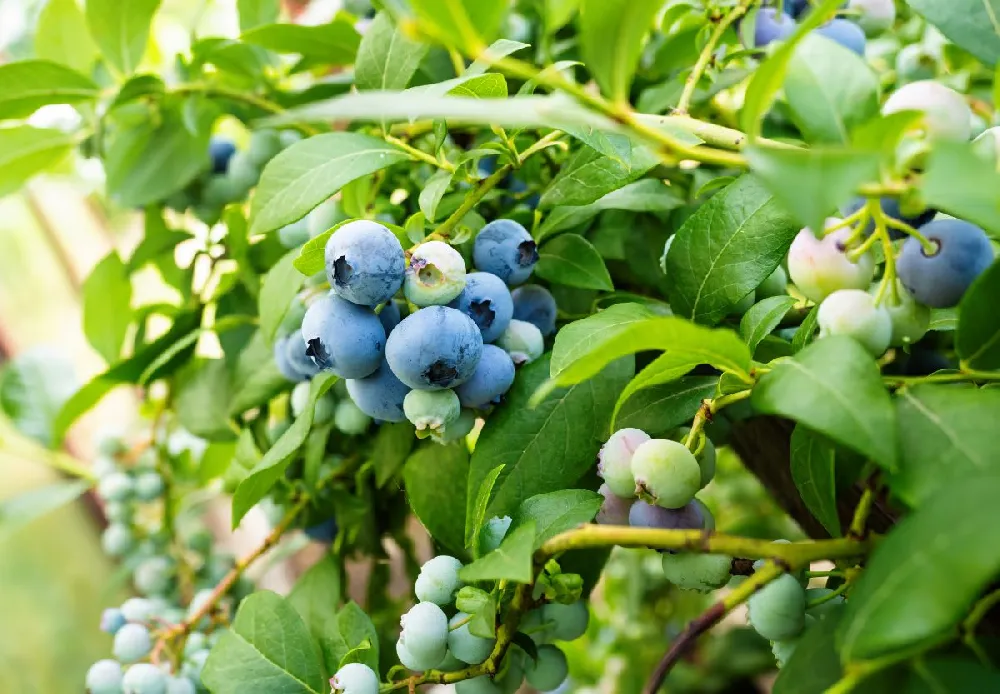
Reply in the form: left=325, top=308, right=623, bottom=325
left=884, top=370, right=1000, bottom=386
left=848, top=481, right=877, bottom=539
left=384, top=134, right=455, bottom=172
left=806, top=580, right=851, bottom=609
left=962, top=587, right=1000, bottom=665
left=431, top=164, right=512, bottom=240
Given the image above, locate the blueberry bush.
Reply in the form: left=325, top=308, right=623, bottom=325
left=4, top=0, right=1000, bottom=691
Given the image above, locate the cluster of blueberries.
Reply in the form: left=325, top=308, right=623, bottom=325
left=594, top=428, right=735, bottom=592
left=166, top=130, right=302, bottom=225
left=273, top=217, right=558, bottom=443
left=753, top=0, right=895, bottom=52
left=330, top=546, right=586, bottom=693
left=85, top=439, right=249, bottom=694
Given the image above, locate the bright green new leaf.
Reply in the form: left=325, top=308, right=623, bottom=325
left=35, top=0, right=99, bottom=74
left=459, top=521, right=537, bottom=583
left=539, top=144, right=661, bottom=209
left=467, top=465, right=505, bottom=553
left=404, top=442, right=470, bottom=559
left=578, top=0, right=665, bottom=102
left=288, top=555, right=344, bottom=679
left=0, top=126, right=75, bottom=198
left=919, top=141, right=1000, bottom=237
left=355, top=12, right=429, bottom=91
left=740, top=295, right=797, bottom=355
left=82, top=252, right=133, bottom=364
left=409, top=0, right=509, bottom=52
left=238, top=0, right=280, bottom=31
left=537, top=179, right=684, bottom=240
left=0, top=60, right=98, bottom=119
left=0, top=480, right=92, bottom=541
left=85, top=0, right=162, bottom=75
left=510, top=489, right=602, bottom=549
left=535, top=234, right=614, bottom=291
left=242, top=19, right=360, bottom=64
left=610, top=352, right=704, bottom=424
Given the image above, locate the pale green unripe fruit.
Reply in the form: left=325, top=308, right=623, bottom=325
left=773, top=614, right=816, bottom=668
left=86, top=659, right=124, bottom=694
left=848, top=0, right=895, bottom=36
left=331, top=663, right=380, bottom=694
left=448, top=612, right=496, bottom=664
left=405, top=241, right=467, bottom=306
left=113, top=623, right=153, bottom=663
left=497, top=319, right=544, bottom=365
left=399, top=602, right=449, bottom=664
left=456, top=676, right=502, bottom=694
left=334, top=399, right=372, bottom=435
left=873, top=281, right=930, bottom=346
left=395, top=638, right=444, bottom=671
left=661, top=553, right=732, bottom=592
left=747, top=574, right=807, bottom=641
left=541, top=601, right=589, bottom=641
left=524, top=645, right=568, bottom=691
left=818, top=289, right=892, bottom=356
left=883, top=80, right=972, bottom=142
left=431, top=408, right=477, bottom=444
left=415, top=555, right=464, bottom=605
left=404, top=389, right=461, bottom=433
left=597, top=428, right=650, bottom=498
left=787, top=224, right=876, bottom=303
left=673, top=427, right=716, bottom=488
left=630, top=439, right=702, bottom=509
left=495, top=650, right=526, bottom=694
left=121, top=663, right=167, bottom=694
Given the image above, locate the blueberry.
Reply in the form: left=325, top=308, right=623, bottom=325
left=101, top=607, right=127, bottom=634
left=672, top=427, right=716, bottom=488
left=597, top=428, right=650, bottom=498
left=181, top=649, right=209, bottom=681
left=385, top=306, right=484, bottom=390
left=661, top=553, right=732, bottom=593
left=399, top=602, right=449, bottom=665
left=815, top=18, right=865, bottom=55
left=274, top=335, right=304, bottom=382
left=285, top=329, right=322, bottom=380
left=102, top=523, right=135, bottom=557
left=404, top=389, right=461, bottom=433
left=479, top=515, right=512, bottom=554
left=395, top=638, right=443, bottom=671
left=882, top=80, right=972, bottom=141
left=122, top=663, right=167, bottom=694
left=86, top=660, right=124, bottom=694
left=848, top=0, right=895, bottom=35
left=133, top=471, right=164, bottom=501
left=895, top=44, right=937, bottom=84
left=454, top=345, right=516, bottom=409
left=524, top=645, right=568, bottom=692
left=98, top=471, right=135, bottom=502
left=784, top=0, right=809, bottom=15
left=747, top=573, right=807, bottom=641
left=897, top=219, right=995, bottom=308
left=183, top=632, right=207, bottom=657
left=404, top=241, right=467, bottom=306
left=431, top=408, right=477, bottom=444
left=497, top=319, right=544, bottom=366
left=279, top=130, right=304, bottom=148
left=247, top=129, right=283, bottom=167
left=378, top=300, right=402, bottom=335
left=165, top=676, right=197, bottom=694
left=596, top=484, right=633, bottom=525
left=628, top=499, right=706, bottom=530
left=226, top=151, right=260, bottom=194
left=456, top=676, right=502, bottom=694
left=448, top=612, right=496, bottom=664
left=449, top=272, right=514, bottom=343
left=541, top=601, right=589, bottom=641
left=301, top=293, right=386, bottom=378
left=325, top=220, right=406, bottom=306
left=818, top=289, right=892, bottom=356
left=876, top=281, right=930, bottom=346
left=208, top=138, right=236, bottom=174
left=331, top=662, right=380, bottom=694
left=510, top=284, right=557, bottom=336
left=113, top=623, right=153, bottom=663
left=841, top=196, right=936, bottom=240
left=415, top=555, right=465, bottom=605
left=787, top=223, right=876, bottom=302
left=346, top=359, right=411, bottom=422
left=105, top=501, right=133, bottom=524
left=477, top=155, right=498, bottom=178
left=753, top=9, right=796, bottom=48
left=334, top=399, right=372, bottom=435
left=133, top=556, right=174, bottom=596
left=305, top=517, right=338, bottom=543
left=473, top=220, right=539, bottom=285
left=120, top=597, right=156, bottom=623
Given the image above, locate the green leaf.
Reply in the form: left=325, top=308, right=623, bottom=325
left=241, top=20, right=360, bottom=64
left=789, top=425, right=841, bottom=536
left=904, top=0, right=1000, bottom=66
left=0, top=60, right=98, bottom=119
left=174, top=360, right=234, bottom=441
left=202, top=591, right=326, bottom=694
left=455, top=587, right=497, bottom=638
left=409, top=0, right=508, bottom=52
left=404, top=442, right=470, bottom=558
left=372, top=421, right=416, bottom=487
left=535, top=234, right=614, bottom=291
left=335, top=603, right=379, bottom=671
left=467, top=465, right=505, bottom=552
left=752, top=336, right=898, bottom=471
left=0, top=349, right=77, bottom=447
left=548, top=302, right=654, bottom=374
left=447, top=73, right=508, bottom=98
left=259, top=251, right=305, bottom=344
left=740, top=295, right=797, bottom=354
left=664, top=175, right=799, bottom=325
left=418, top=169, right=454, bottom=222
left=921, top=141, right=1000, bottom=237
left=0, top=480, right=91, bottom=541
left=288, top=555, right=343, bottom=680
left=783, top=34, right=880, bottom=145
left=578, top=0, right=665, bottom=102
left=85, top=0, right=161, bottom=75
left=510, top=490, right=602, bottom=549
left=249, top=133, right=409, bottom=235
left=228, top=329, right=290, bottom=416
left=0, top=126, right=74, bottom=198
left=610, top=352, right=703, bottom=423
left=35, top=0, right=99, bottom=74
left=237, top=0, right=280, bottom=31
left=459, top=521, right=537, bottom=583
left=105, top=102, right=216, bottom=208
left=892, top=384, right=1000, bottom=508
left=232, top=373, right=337, bottom=527
left=355, top=12, right=428, bottom=91
left=467, top=354, right=633, bottom=525
left=465, top=39, right=530, bottom=76
left=792, top=304, right=820, bottom=352
left=838, top=476, right=1000, bottom=661
left=773, top=610, right=847, bottom=694
left=745, top=145, right=880, bottom=236
left=956, top=260, right=1000, bottom=368
left=539, top=144, right=660, bottom=209
left=613, top=375, right=718, bottom=435
left=82, top=252, right=133, bottom=364
left=546, top=0, right=581, bottom=32
left=537, top=179, right=684, bottom=240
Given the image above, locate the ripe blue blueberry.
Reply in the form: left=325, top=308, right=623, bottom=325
left=496, top=319, right=544, bottom=366
left=596, top=484, right=633, bottom=525
left=386, top=307, right=484, bottom=390
left=473, top=220, right=539, bottom=285
left=753, top=9, right=796, bottom=48
left=102, top=523, right=135, bottom=557
left=454, top=345, right=516, bottom=409
left=405, top=241, right=467, bottom=306
left=121, top=663, right=167, bottom=694
left=331, top=663, right=380, bottom=694
left=346, top=359, right=411, bottom=422
left=399, top=602, right=449, bottom=665
left=273, top=335, right=304, bottom=382
left=415, top=555, right=464, bottom=605
left=98, top=471, right=134, bottom=502
left=101, top=607, right=127, bottom=635
left=404, top=389, right=461, bottom=433
left=379, top=300, right=402, bottom=335
left=787, top=223, right=876, bottom=302
left=896, top=220, right=994, bottom=308
left=661, top=553, right=732, bottom=592
left=747, top=573, right=807, bottom=641
left=628, top=499, right=707, bottom=531
left=883, top=80, right=972, bottom=141
left=448, top=612, right=496, bottom=664
left=524, top=645, right=568, bottom=692
left=288, top=328, right=323, bottom=379
left=449, top=272, right=514, bottom=343
left=841, top=196, right=936, bottom=240
left=208, top=138, right=236, bottom=174
left=305, top=517, right=338, bottom=543
left=120, top=597, right=156, bottom=623
left=849, top=0, right=895, bottom=35
left=165, top=676, right=197, bottom=694
left=818, top=289, right=892, bottom=356
left=86, top=660, right=124, bottom=694
left=541, top=601, right=589, bottom=641
left=510, top=284, right=557, bottom=336
left=598, top=428, right=650, bottom=498
left=113, top=623, right=153, bottom=663
left=325, top=220, right=406, bottom=306
left=301, top=293, right=386, bottom=378
left=334, top=399, right=372, bottom=435
left=631, top=439, right=701, bottom=509
left=134, top=556, right=174, bottom=596
left=133, top=471, right=164, bottom=501
left=815, top=19, right=866, bottom=55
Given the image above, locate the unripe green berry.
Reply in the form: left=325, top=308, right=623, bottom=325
left=334, top=399, right=372, bottom=435
left=747, top=574, right=807, bottom=641
left=98, top=471, right=134, bottom=502
left=479, top=515, right=512, bottom=554
left=415, top=555, right=464, bottom=605
left=133, top=556, right=174, bottom=596
left=122, top=663, right=167, bottom=694
left=431, top=408, right=477, bottom=444
left=805, top=587, right=846, bottom=618
left=874, top=281, right=930, bottom=347
left=631, top=439, right=702, bottom=509
left=166, top=676, right=197, bottom=694
left=399, top=602, right=449, bottom=664
left=86, top=659, right=123, bottom=694
left=331, top=663, right=379, bottom=694
left=497, top=319, right=544, bottom=365
left=541, top=600, right=589, bottom=641
left=405, top=241, right=467, bottom=306
left=524, top=645, right=568, bottom=692
left=455, top=676, right=502, bottom=694
left=597, top=428, right=650, bottom=498
left=448, top=612, right=496, bottom=664
left=661, top=553, right=732, bottom=592
left=404, top=389, right=461, bottom=434
left=395, top=637, right=444, bottom=671
left=102, top=523, right=135, bottom=557
left=133, top=471, right=165, bottom=501
left=818, top=289, right=892, bottom=356
left=673, top=427, right=716, bottom=488
left=113, top=623, right=152, bottom=663
left=787, top=224, right=875, bottom=303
